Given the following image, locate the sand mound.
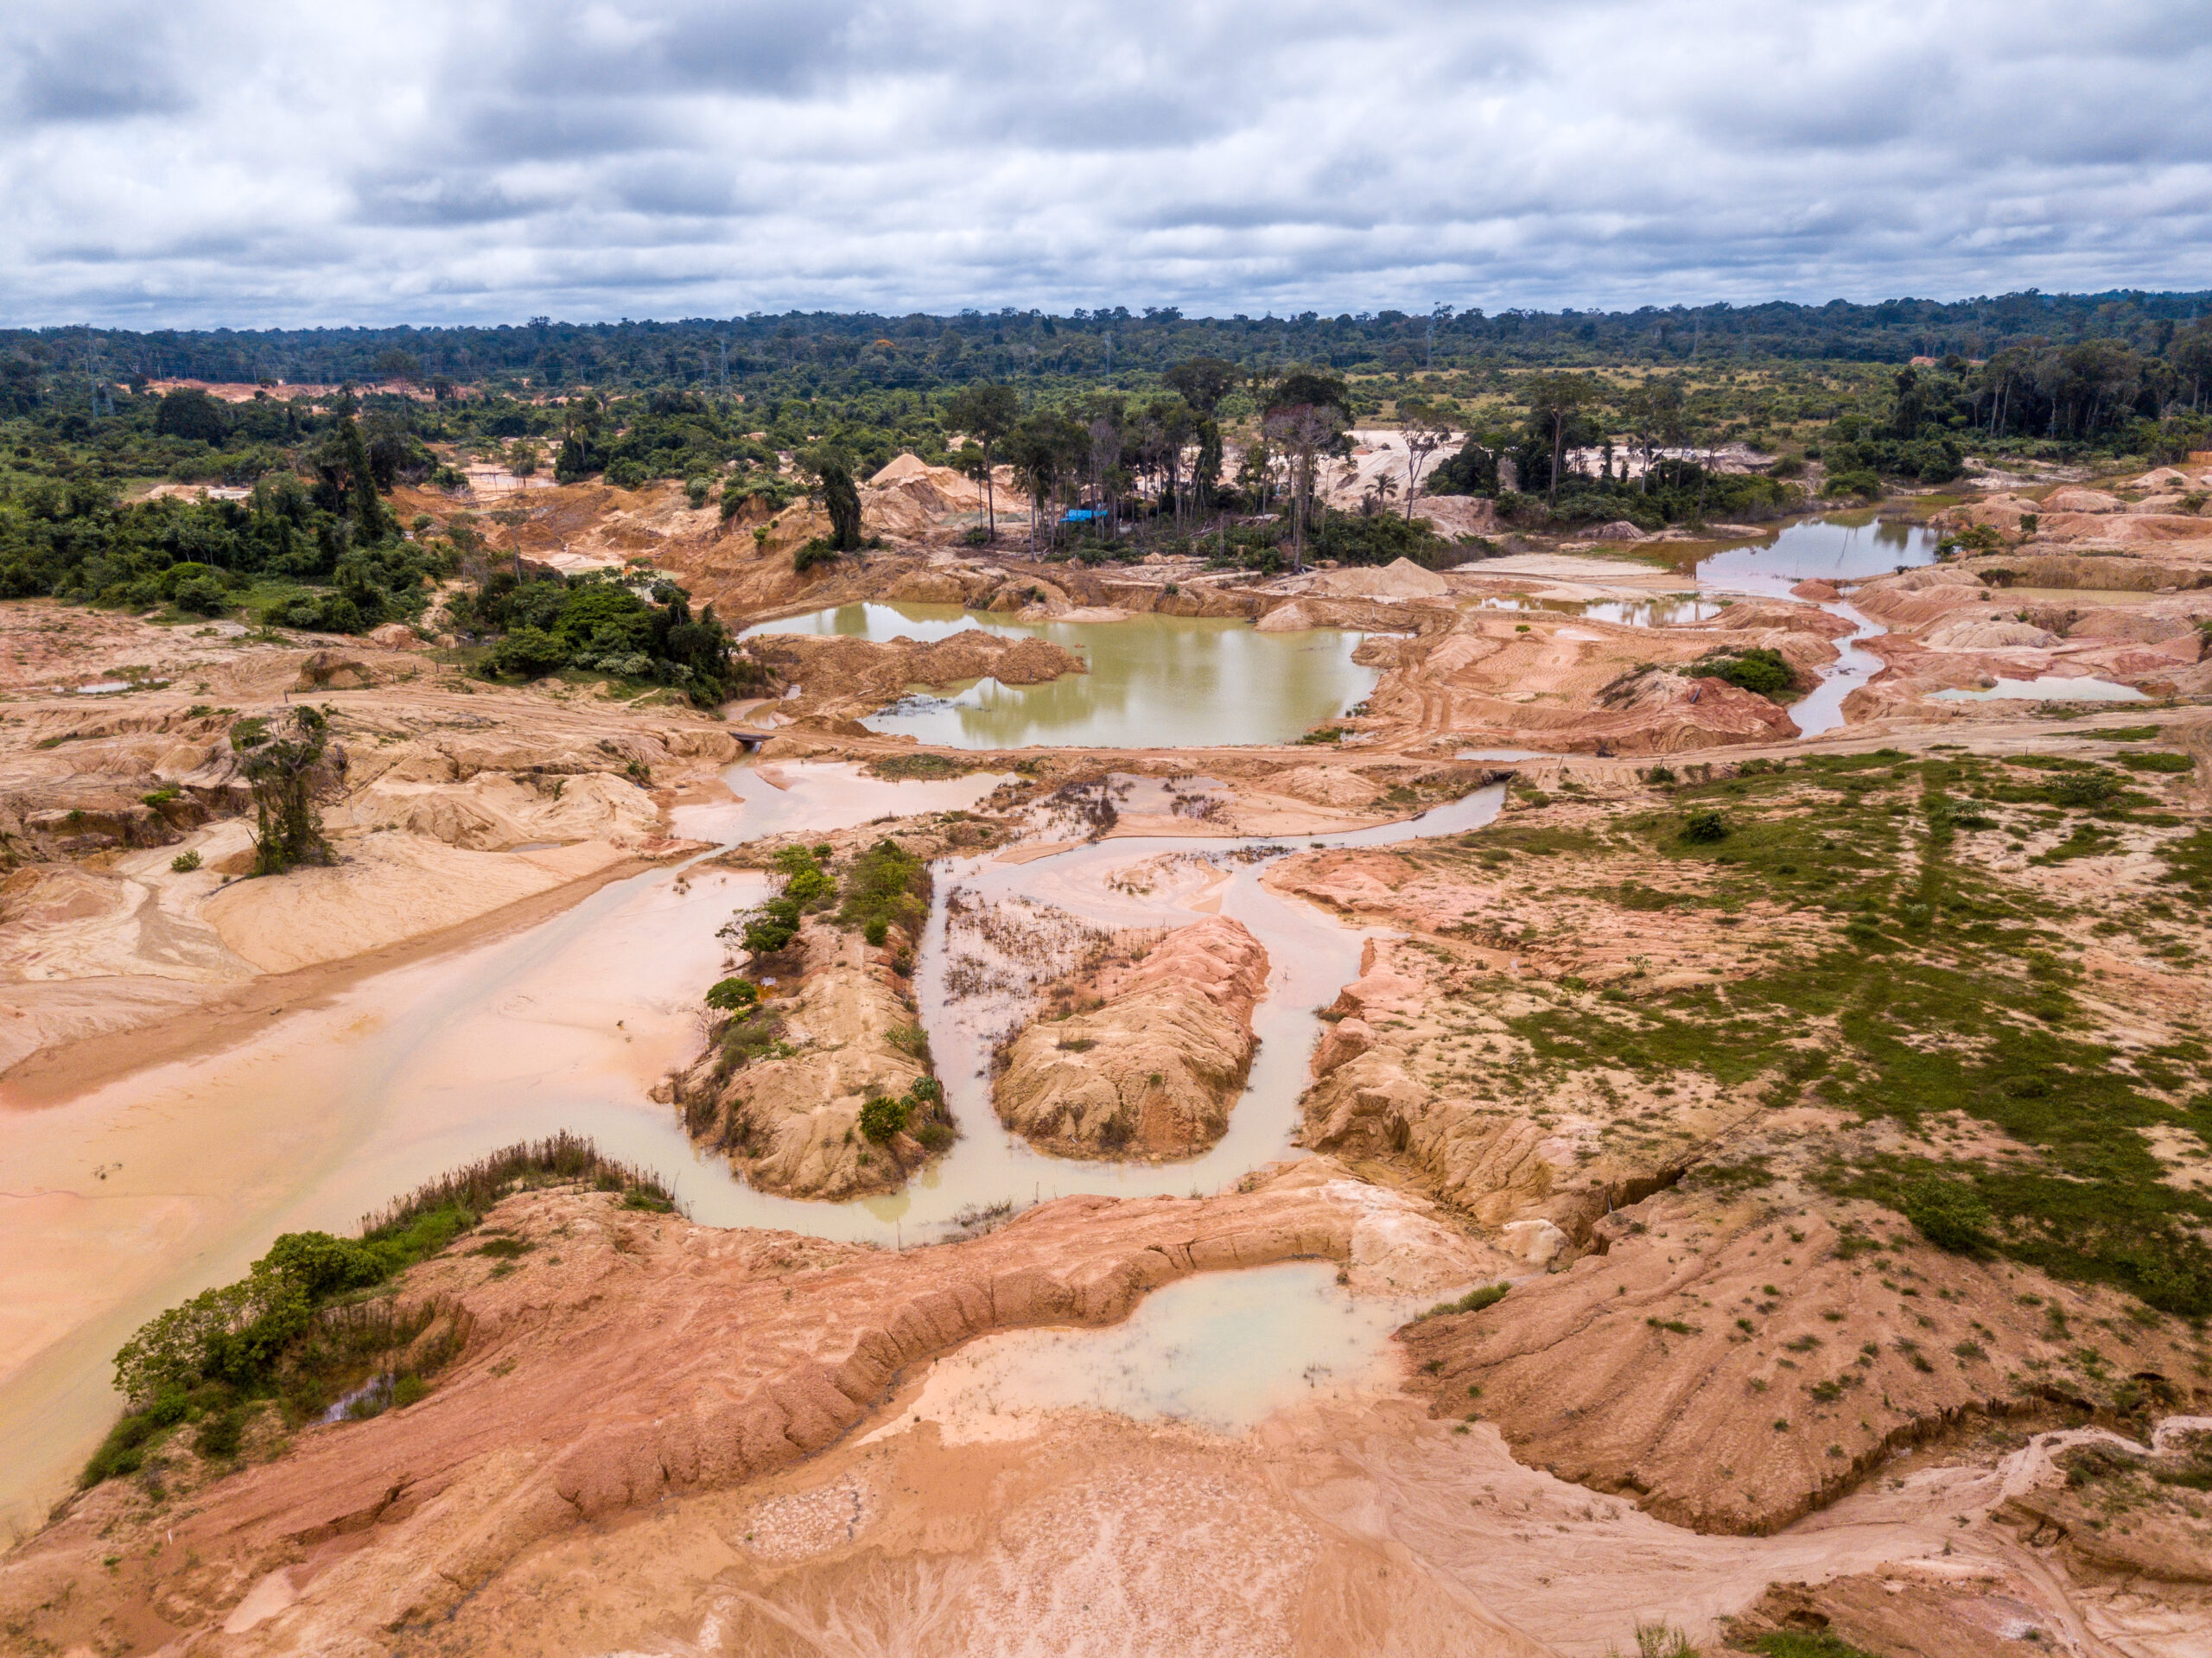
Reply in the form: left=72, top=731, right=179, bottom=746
left=1409, top=496, right=1499, bottom=539
left=1310, top=557, right=1451, bottom=599
left=668, top=922, right=938, bottom=1199
left=2044, top=486, right=2124, bottom=514
left=742, top=631, right=1084, bottom=721
left=995, top=916, right=1269, bottom=1157
left=1268, top=765, right=1386, bottom=808
left=1919, top=618, right=2061, bottom=651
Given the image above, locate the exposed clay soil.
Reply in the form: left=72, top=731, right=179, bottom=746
left=995, top=913, right=1269, bottom=1158
left=9, top=455, right=2212, bottom=1655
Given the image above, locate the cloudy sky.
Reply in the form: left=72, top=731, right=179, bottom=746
left=5, top=0, right=2208, bottom=327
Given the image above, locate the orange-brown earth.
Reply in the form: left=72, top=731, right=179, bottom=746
left=995, top=913, right=1271, bottom=1158
left=0, top=602, right=741, bottom=1079
left=11, top=453, right=2212, bottom=1655
left=0, top=1163, right=1515, bottom=1655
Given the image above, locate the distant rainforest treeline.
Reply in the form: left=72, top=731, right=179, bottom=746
left=5, top=289, right=2209, bottom=403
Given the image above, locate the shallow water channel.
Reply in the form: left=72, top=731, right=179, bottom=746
left=0, top=748, right=1502, bottom=1526
left=743, top=602, right=1378, bottom=748
left=1688, top=514, right=1940, bottom=739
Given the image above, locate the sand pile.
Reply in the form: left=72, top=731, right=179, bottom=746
left=995, top=916, right=1269, bottom=1157
left=665, top=921, right=940, bottom=1199
left=1308, top=556, right=1452, bottom=600
left=744, top=630, right=1084, bottom=722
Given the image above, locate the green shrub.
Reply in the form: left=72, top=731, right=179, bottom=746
left=194, top=1407, right=245, bottom=1460
left=1682, top=809, right=1732, bottom=843
left=1699, top=647, right=1793, bottom=698
left=170, top=849, right=202, bottom=873
left=2120, top=751, right=2194, bottom=774
left=859, top=1094, right=912, bottom=1142
left=173, top=574, right=230, bottom=615
left=1903, top=1177, right=1993, bottom=1252
left=487, top=625, right=569, bottom=678
left=704, top=976, right=760, bottom=1012
left=793, top=538, right=840, bottom=573
left=837, top=838, right=930, bottom=940
left=1423, top=1282, right=1510, bottom=1319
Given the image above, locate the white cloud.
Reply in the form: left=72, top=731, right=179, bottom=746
left=3, top=0, right=2209, bottom=325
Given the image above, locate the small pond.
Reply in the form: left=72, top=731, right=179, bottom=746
left=1929, top=677, right=2150, bottom=702
left=1471, top=594, right=1723, bottom=627
left=743, top=602, right=1376, bottom=748
left=1691, top=512, right=1941, bottom=593
left=868, top=1262, right=1427, bottom=1439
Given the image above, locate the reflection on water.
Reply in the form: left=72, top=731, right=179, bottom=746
left=867, top=1263, right=1424, bottom=1441
left=1929, top=677, right=2150, bottom=702
left=746, top=602, right=1377, bottom=748
left=1691, top=513, right=1940, bottom=590
left=1471, top=594, right=1722, bottom=627
left=1686, top=517, right=1942, bottom=740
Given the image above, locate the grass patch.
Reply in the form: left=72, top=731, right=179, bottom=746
left=1421, top=1282, right=1510, bottom=1319
left=1508, top=759, right=2212, bottom=1314
left=864, top=752, right=981, bottom=780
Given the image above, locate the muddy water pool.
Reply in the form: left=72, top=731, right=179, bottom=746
left=0, top=759, right=1503, bottom=1526
left=863, top=1263, right=1430, bottom=1441
left=1929, top=677, right=2150, bottom=702
left=743, top=602, right=1377, bottom=747
left=1471, top=594, right=1723, bottom=627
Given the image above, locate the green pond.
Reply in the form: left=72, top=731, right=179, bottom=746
left=742, top=602, right=1377, bottom=748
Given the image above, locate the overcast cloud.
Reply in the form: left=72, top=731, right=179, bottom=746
left=3, top=0, right=2208, bottom=327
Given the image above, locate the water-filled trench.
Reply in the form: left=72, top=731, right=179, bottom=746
left=0, top=751, right=1502, bottom=1523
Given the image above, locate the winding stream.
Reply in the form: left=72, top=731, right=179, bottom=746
left=0, top=746, right=1500, bottom=1526
left=1688, top=513, right=1939, bottom=738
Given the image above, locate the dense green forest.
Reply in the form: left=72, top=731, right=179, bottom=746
left=9, top=290, right=2209, bottom=396
left=3, top=291, right=2209, bottom=633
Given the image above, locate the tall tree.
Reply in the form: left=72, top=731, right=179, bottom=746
left=1395, top=400, right=1452, bottom=521
left=804, top=448, right=863, bottom=551
left=1262, top=372, right=1350, bottom=573
left=232, top=706, right=341, bottom=875
left=1522, top=373, right=1594, bottom=511
left=944, top=383, right=1020, bottom=539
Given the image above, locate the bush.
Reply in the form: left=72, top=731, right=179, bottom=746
left=1681, top=809, right=1732, bottom=843
left=1700, top=647, right=1793, bottom=698
left=793, top=538, right=840, bottom=573
left=1422, top=1282, right=1510, bottom=1319
left=172, top=574, right=230, bottom=615
left=684, top=476, right=711, bottom=509
left=171, top=849, right=202, bottom=873
left=1903, top=1177, right=1993, bottom=1252
left=487, top=625, right=569, bottom=678
left=704, top=976, right=760, bottom=1012
left=859, top=1094, right=912, bottom=1142
left=836, top=838, right=930, bottom=940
